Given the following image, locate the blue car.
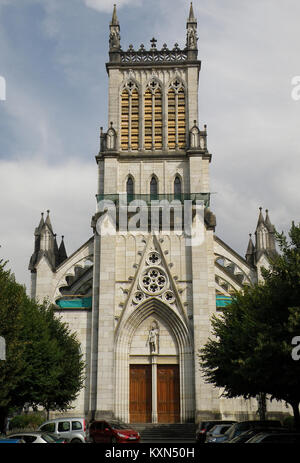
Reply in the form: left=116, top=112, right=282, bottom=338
left=0, top=437, right=24, bottom=443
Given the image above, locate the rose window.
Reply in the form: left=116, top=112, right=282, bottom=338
left=140, top=267, right=168, bottom=295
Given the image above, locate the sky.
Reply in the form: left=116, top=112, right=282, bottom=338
left=0, top=0, right=299, bottom=291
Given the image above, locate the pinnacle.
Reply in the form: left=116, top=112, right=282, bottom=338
left=188, top=2, right=196, bottom=22
left=111, top=4, right=119, bottom=26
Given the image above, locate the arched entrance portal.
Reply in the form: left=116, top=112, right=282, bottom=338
left=115, top=298, right=194, bottom=423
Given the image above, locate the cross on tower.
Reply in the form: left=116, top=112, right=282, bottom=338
left=150, top=37, right=157, bottom=48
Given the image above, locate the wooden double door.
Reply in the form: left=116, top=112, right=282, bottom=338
left=130, top=364, right=180, bottom=423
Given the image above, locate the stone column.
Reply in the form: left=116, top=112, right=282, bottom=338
left=151, top=355, right=158, bottom=423
left=95, top=232, right=116, bottom=418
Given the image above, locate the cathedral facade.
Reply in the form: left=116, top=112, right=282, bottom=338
left=29, top=5, right=286, bottom=423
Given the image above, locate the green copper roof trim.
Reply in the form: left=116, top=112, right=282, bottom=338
left=216, top=295, right=232, bottom=308
left=56, top=297, right=92, bottom=309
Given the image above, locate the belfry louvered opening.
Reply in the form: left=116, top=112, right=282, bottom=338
left=168, top=80, right=186, bottom=150
left=144, top=80, right=162, bottom=150
left=121, top=81, right=140, bottom=151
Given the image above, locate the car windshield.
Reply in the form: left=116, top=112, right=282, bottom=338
left=108, top=422, right=129, bottom=430
left=42, top=433, right=57, bottom=443
left=224, top=424, right=236, bottom=438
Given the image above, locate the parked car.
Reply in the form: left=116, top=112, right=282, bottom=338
left=222, top=420, right=282, bottom=443
left=205, top=423, right=236, bottom=443
left=0, top=437, right=24, bottom=443
left=39, top=417, right=87, bottom=443
left=89, top=420, right=140, bottom=443
left=7, top=431, right=67, bottom=444
left=246, top=432, right=300, bottom=443
left=196, top=420, right=236, bottom=444
left=227, top=427, right=289, bottom=444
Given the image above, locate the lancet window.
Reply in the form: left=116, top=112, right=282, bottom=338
left=144, top=80, right=163, bottom=150
left=121, top=80, right=139, bottom=150
left=168, top=79, right=186, bottom=149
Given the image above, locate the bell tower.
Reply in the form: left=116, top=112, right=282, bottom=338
left=89, top=3, right=218, bottom=424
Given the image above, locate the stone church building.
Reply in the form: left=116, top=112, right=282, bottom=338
left=29, top=4, right=287, bottom=423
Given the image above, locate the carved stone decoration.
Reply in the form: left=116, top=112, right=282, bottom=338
left=190, top=125, right=200, bottom=149
left=186, top=26, right=198, bottom=50
left=120, top=44, right=188, bottom=64
left=146, top=251, right=161, bottom=266
left=140, top=267, right=168, bottom=296
left=109, top=29, right=120, bottom=50
left=147, top=320, right=160, bottom=354
left=106, top=123, right=117, bottom=150
left=169, top=78, right=184, bottom=93
left=133, top=291, right=145, bottom=304
left=163, top=290, right=175, bottom=304
left=200, top=135, right=205, bottom=150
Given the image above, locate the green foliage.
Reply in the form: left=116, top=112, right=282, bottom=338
left=200, top=222, right=300, bottom=425
left=9, top=412, right=46, bottom=431
left=0, top=259, right=85, bottom=432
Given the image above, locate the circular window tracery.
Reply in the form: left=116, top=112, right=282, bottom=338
left=146, top=251, right=161, bottom=266
left=140, top=267, right=168, bottom=295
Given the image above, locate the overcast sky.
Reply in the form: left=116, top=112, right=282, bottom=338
left=0, top=0, right=299, bottom=291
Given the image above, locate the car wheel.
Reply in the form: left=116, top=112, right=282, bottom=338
left=111, top=437, right=117, bottom=444
left=71, top=438, right=82, bottom=443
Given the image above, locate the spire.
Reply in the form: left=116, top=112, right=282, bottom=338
left=245, top=234, right=255, bottom=266
left=109, top=3, right=121, bottom=58
left=45, top=210, right=54, bottom=233
left=111, top=4, right=119, bottom=26
left=186, top=2, right=198, bottom=57
left=37, top=212, right=45, bottom=232
left=246, top=234, right=255, bottom=255
left=265, top=209, right=275, bottom=233
left=188, top=2, right=196, bottom=22
left=256, top=207, right=265, bottom=229
left=58, top=236, right=68, bottom=266
left=54, top=234, right=60, bottom=267
left=265, top=209, right=277, bottom=255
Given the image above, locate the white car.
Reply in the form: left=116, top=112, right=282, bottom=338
left=7, top=431, right=67, bottom=443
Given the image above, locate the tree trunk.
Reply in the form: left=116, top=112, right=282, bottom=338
left=257, top=393, right=267, bottom=420
left=291, top=401, right=300, bottom=430
left=0, top=407, right=9, bottom=435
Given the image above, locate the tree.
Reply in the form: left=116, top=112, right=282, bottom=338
left=199, top=222, right=300, bottom=428
left=0, top=260, right=85, bottom=433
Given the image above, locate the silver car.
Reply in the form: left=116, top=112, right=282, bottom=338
left=39, top=417, right=87, bottom=443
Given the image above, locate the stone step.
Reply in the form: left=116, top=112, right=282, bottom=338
left=132, top=423, right=196, bottom=440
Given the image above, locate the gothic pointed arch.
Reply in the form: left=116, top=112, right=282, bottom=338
left=114, top=297, right=194, bottom=422
left=126, top=175, right=135, bottom=201
left=150, top=174, right=158, bottom=198
left=174, top=175, right=182, bottom=197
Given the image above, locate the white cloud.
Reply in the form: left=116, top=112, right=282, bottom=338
left=83, top=0, right=141, bottom=13
left=0, top=158, right=96, bottom=291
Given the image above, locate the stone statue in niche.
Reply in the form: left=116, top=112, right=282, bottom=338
left=187, top=28, right=197, bottom=49
left=200, top=136, right=205, bottom=150
left=190, top=126, right=200, bottom=149
left=106, top=124, right=116, bottom=150
left=147, top=321, right=159, bottom=354
left=109, top=30, right=120, bottom=49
